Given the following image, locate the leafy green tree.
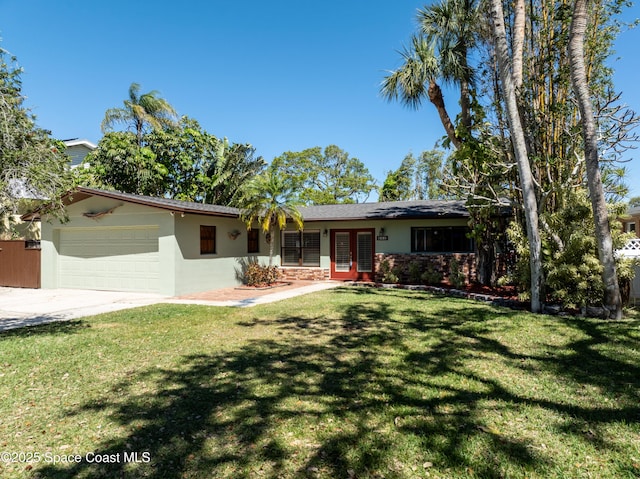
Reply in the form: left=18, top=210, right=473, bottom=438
left=101, top=82, right=178, bottom=146
left=379, top=154, right=415, bottom=201
left=380, top=150, right=447, bottom=202
left=629, top=196, right=640, bottom=208
left=145, top=117, right=264, bottom=205
left=144, top=117, right=217, bottom=201
left=271, top=145, right=376, bottom=204
left=77, top=132, right=165, bottom=196
left=79, top=117, right=264, bottom=204
left=416, top=149, right=447, bottom=199
left=0, top=47, right=73, bottom=232
left=240, top=170, right=303, bottom=265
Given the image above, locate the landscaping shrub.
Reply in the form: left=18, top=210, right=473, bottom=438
left=408, top=262, right=422, bottom=283
left=421, top=263, right=443, bottom=285
left=449, top=257, right=466, bottom=288
left=379, top=259, right=400, bottom=284
left=504, top=189, right=636, bottom=308
left=244, top=262, right=282, bottom=286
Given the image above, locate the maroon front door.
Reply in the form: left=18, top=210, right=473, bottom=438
left=330, top=229, right=375, bottom=281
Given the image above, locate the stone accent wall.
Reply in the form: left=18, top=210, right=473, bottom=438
left=280, top=267, right=330, bottom=281
left=374, top=253, right=477, bottom=284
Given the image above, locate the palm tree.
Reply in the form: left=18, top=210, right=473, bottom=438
left=381, top=0, right=480, bottom=149
left=240, top=170, right=303, bottom=266
left=417, top=0, right=478, bottom=131
left=101, top=82, right=178, bottom=146
left=568, top=0, right=621, bottom=319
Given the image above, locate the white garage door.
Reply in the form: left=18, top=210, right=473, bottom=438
left=58, top=226, right=160, bottom=293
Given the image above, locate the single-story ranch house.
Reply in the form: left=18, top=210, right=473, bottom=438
left=33, top=187, right=485, bottom=296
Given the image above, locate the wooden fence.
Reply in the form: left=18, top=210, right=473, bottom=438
left=0, top=240, right=41, bottom=288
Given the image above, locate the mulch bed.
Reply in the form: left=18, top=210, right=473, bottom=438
left=350, top=280, right=529, bottom=310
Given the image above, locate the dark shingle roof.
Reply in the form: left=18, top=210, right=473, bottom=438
left=22, top=188, right=471, bottom=221
left=298, top=200, right=469, bottom=221
left=74, top=191, right=469, bottom=220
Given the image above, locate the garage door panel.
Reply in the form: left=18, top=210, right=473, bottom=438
left=58, top=227, right=159, bottom=293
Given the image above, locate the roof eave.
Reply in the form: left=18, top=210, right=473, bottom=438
left=73, top=187, right=240, bottom=218
left=300, top=214, right=470, bottom=222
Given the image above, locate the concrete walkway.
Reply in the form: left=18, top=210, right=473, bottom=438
left=0, top=281, right=343, bottom=332
left=167, top=281, right=342, bottom=307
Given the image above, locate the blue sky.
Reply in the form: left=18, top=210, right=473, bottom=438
left=1, top=0, right=638, bottom=199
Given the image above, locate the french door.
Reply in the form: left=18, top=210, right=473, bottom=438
left=330, top=229, right=375, bottom=281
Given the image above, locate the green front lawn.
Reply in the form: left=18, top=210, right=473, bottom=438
left=1, top=288, right=639, bottom=478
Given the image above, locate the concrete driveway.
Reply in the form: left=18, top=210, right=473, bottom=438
left=0, top=287, right=166, bottom=332
left=0, top=282, right=343, bottom=332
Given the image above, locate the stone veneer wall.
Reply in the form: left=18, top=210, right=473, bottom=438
left=374, top=253, right=477, bottom=284
left=280, top=267, right=331, bottom=281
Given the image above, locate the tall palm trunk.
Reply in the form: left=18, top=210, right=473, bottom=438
left=489, top=0, right=543, bottom=313
left=268, top=226, right=275, bottom=267
left=569, top=0, right=621, bottom=319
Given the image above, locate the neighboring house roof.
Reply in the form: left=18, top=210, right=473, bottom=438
left=63, top=139, right=97, bottom=168
left=8, top=178, right=45, bottom=200
left=63, top=139, right=98, bottom=149
left=298, top=200, right=469, bottom=221
left=627, top=206, right=640, bottom=217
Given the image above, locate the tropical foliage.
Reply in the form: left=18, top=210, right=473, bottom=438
left=101, top=82, right=178, bottom=146
left=504, top=189, right=635, bottom=309
left=78, top=117, right=264, bottom=205
left=239, top=170, right=303, bottom=265
left=382, top=0, right=638, bottom=314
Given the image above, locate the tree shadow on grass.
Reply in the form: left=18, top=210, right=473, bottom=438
left=35, top=287, right=640, bottom=478
left=0, top=319, right=87, bottom=339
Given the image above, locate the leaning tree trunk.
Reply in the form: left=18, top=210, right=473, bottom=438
left=569, top=0, right=622, bottom=319
left=489, top=0, right=543, bottom=313
left=428, top=80, right=462, bottom=149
